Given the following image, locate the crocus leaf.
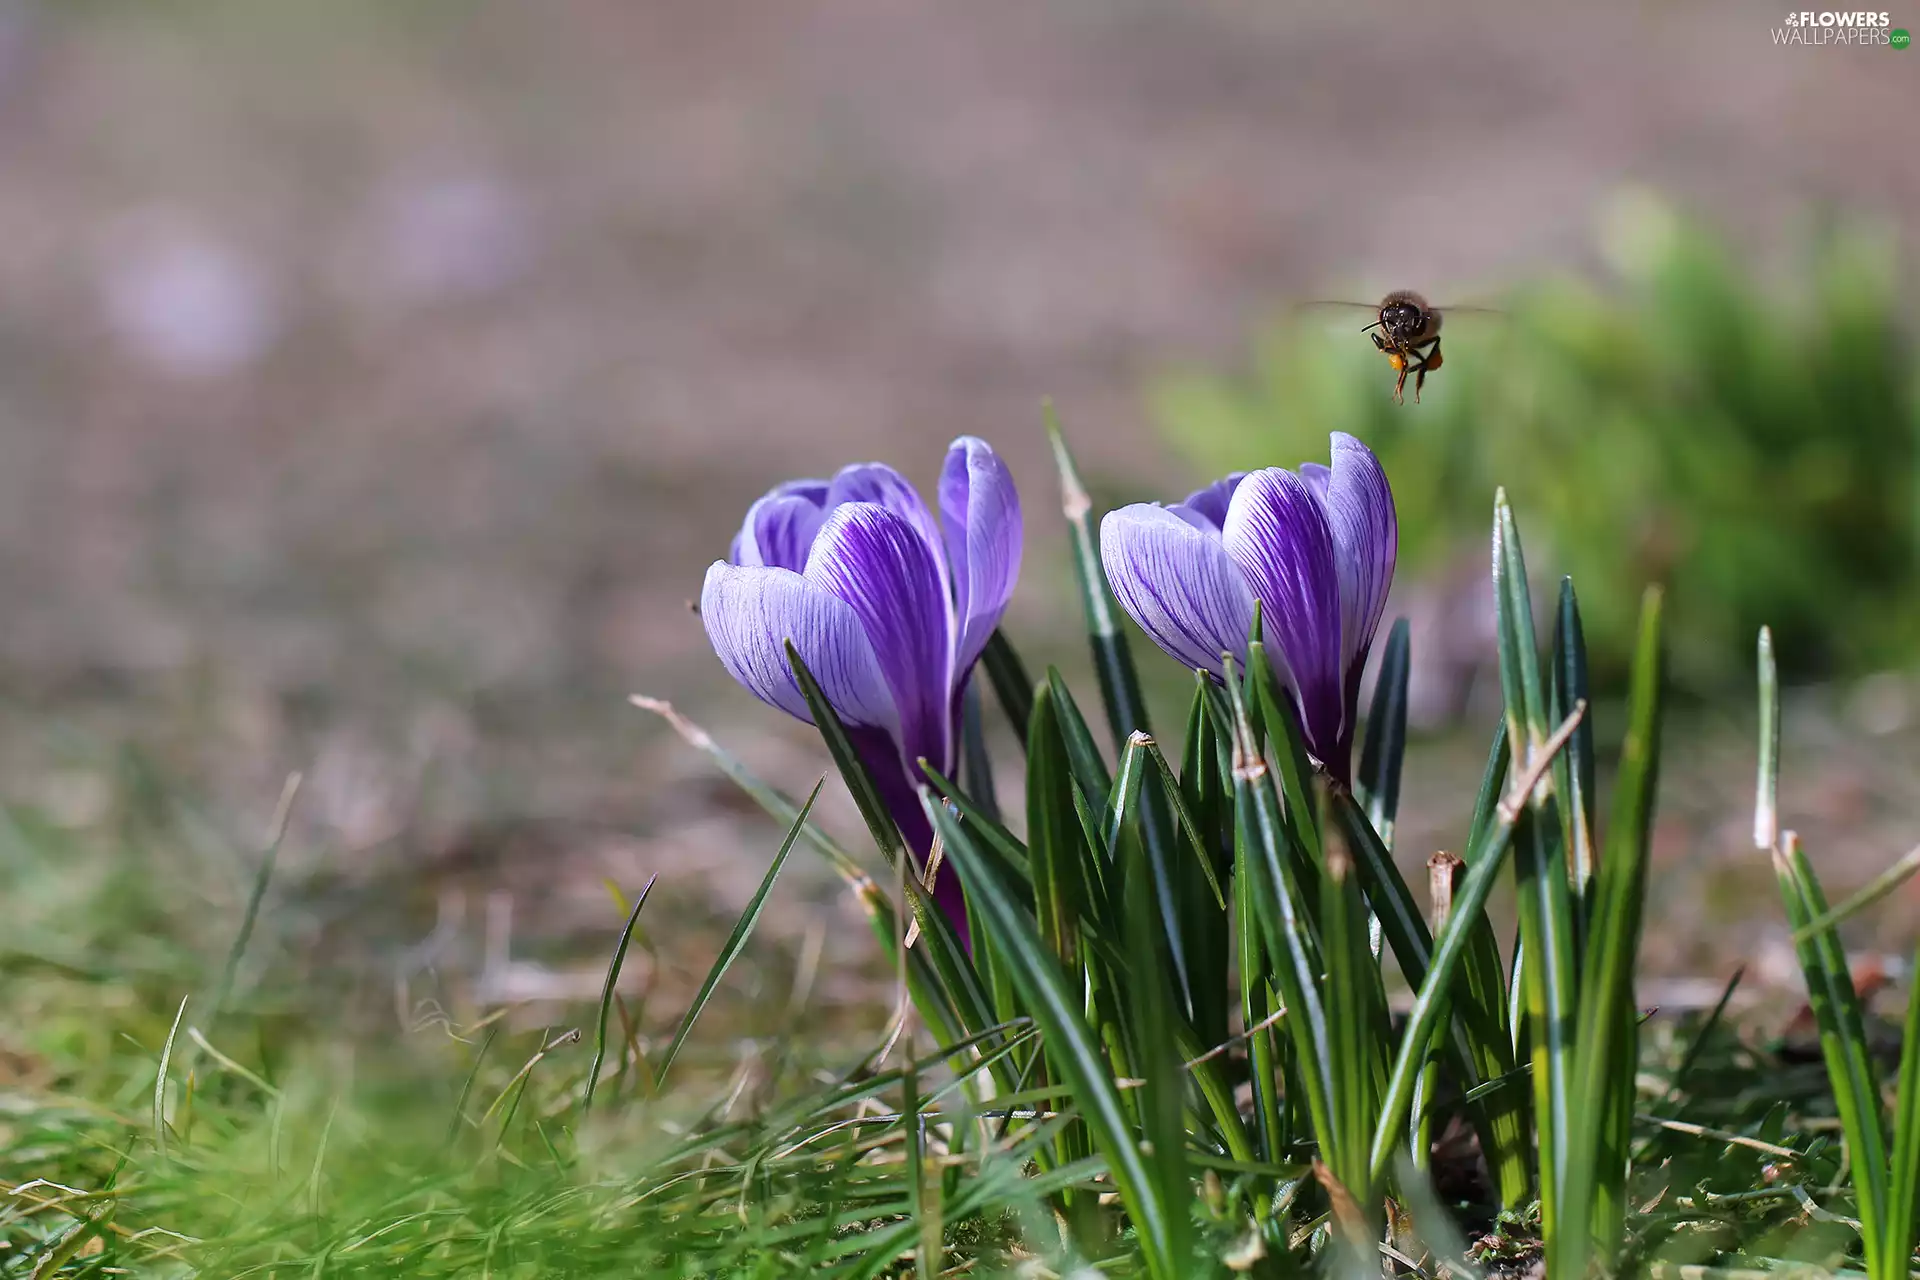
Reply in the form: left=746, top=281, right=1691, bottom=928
left=1492, top=489, right=1578, bottom=1247
left=1356, top=617, right=1411, bottom=850
left=1559, top=586, right=1664, bottom=1275
left=981, top=627, right=1036, bottom=755
left=929, top=790, right=1186, bottom=1280
left=787, top=640, right=905, bottom=868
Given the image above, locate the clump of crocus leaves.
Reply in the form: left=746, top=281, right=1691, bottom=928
left=669, top=411, right=1920, bottom=1279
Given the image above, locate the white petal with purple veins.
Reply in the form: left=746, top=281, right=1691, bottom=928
left=700, top=562, right=900, bottom=736
left=937, top=436, right=1023, bottom=676
left=1100, top=504, right=1256, bottom=678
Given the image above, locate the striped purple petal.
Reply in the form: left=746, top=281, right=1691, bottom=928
left=734, top=493, right=828, bottom=570
left=826, top=462, right=951, bottom=607
left=1221, top=468, right=1345, bottom=763
left=1100, top=503, right=1255, bottom=678
left=1320, top=433, right=1398, bottom=676
left=700, top=562, right=901, bottom=737
left=729, top=479, right=829, bottom=568
left=1177, top=471, right=1248, bottom=534
left=937, top=436, right=1023, bottom=677
left=1298, top=462, right=1331, bottom=505
left=804, top=502, right=957, bottom=777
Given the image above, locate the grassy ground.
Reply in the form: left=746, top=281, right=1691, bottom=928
left=5, top=621, right=1920, bottom=1276
left=2, top=720, right=1915, bottom=1278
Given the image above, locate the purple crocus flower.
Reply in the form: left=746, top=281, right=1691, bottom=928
left=701, top=437, right=1022, bottom=947
left=1098, top=432, right=1396, bottom=785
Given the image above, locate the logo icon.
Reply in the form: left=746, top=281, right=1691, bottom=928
left=1893, top=25, right=1912, bottom=44
left=1785, top=10, right=1802, bottom=20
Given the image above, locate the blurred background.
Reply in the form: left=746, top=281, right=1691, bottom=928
left=3, top=0, right=1919, bottom=1023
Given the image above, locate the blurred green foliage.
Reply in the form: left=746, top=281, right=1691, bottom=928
left=1149, top=194, right=1920, bottom=693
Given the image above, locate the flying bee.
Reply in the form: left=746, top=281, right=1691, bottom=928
left=1365, top=290, right=1445, bottom=404
left=1301, top=291, right=1502, bottom=404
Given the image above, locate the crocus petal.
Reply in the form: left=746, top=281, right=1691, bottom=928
left=1320, top=433, right=1398, bottom=675
left=1221, top=468, right=1345, bottom=758
left=729, top=479, right=828, bottom=567
left=1100, top=504, right=1256, bottom=678
left=937, top=436, right=1023, bottom=676
left=805, top=503, right=956, bottom=776
left=700, top=562, right=901, bottom=737
left=1298, top=462, right=1331, bottom=504
left=826, top=462, right=951, bottom=605
left=1178, top=471, right=1248, bottom=534
left=735, top=492, right=829, bottom=570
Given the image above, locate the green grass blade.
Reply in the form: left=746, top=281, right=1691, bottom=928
left=634, top=695, right=862, bottom=876
left=787, top=641, right=906, bottom=867
left=785, top=644, right=998, bottom=1045
left=1236, top=835, right=1287, bottom=1164
left=1357, top=617, right=1411, bottom=850
left=1790, top=842, right=1920, bottom=944
left=960, top=680, right=1001, bottom=825
left=1177, top=675, right=1233, bottom=1051
left=1044, top=401, right=1154, bottom=751
left=1557, top=587, right=1664, bottom=1280
left=1330, top=790, right=1434, bottom=991
left=1245, top=635, right=1325, bottom=874
left=1142, top=736, right=1228, bottom=914
left=1465, top=719, right=1511, bottom=856
left=1322, top=818, right=1383, bottom=1212
left=918, top=761, right=1032, bottom=879
left=1492, top=489, right=1579, bottom=1246
left=154, top=993, right=189, bottom=1166
left=1412, top=853, right=1462, bottom=1163
left=1093, top=733, right=1187, bottom=1014
left=583, top=871, right=659, bottom=1113
left=981, top=627, right=1036, bottom=755
left=1042, top=411, right=1199, bottom=1026
left=1886, top=940, right=1920, bottom=1280
left=1758, top=634, right=1891, bottom=1273
left=207, top=771, right=302, bottom=1032
left=787, top=645, right=1001, bottom=1052
left=1046, top=666, right=1115, bottom=816
left=632, top=695, right=970, bottom=1050
left=1450, top=719, right=1531, bottom=1207
left=1775, top=831, right=1891, bottom=1272
left=1116, top=765, right=1193, bottom=1271
left=1493, top=490, right=1553, bottom=758
left=656, top=779, right=818, bottom=1090
left=901, top=1043, right=936, bottom=1278
left=929, top=791, right=1184, bottom=1280
left=1027, top=683, right=1090, bottom=977
left=1755, top=626, right=1781, bottom=853
left=1226, top=664, right=1338, bottom=1159
left=1366, top=699, right=1585, bottom=1190
left=1550, top=578, right=1598, bottom=908
left=900, top=836, right=1001, bottom=1037
left=1101, top=731, right=1152, bottom=875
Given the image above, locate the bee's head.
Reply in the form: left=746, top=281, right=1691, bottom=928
left=1378, top=295, right=1430, bottom=340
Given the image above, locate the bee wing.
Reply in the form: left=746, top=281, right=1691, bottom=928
left=1431, top=304, right=1508, bottom=318
left=1292, top=299, right=1385, bottom=333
